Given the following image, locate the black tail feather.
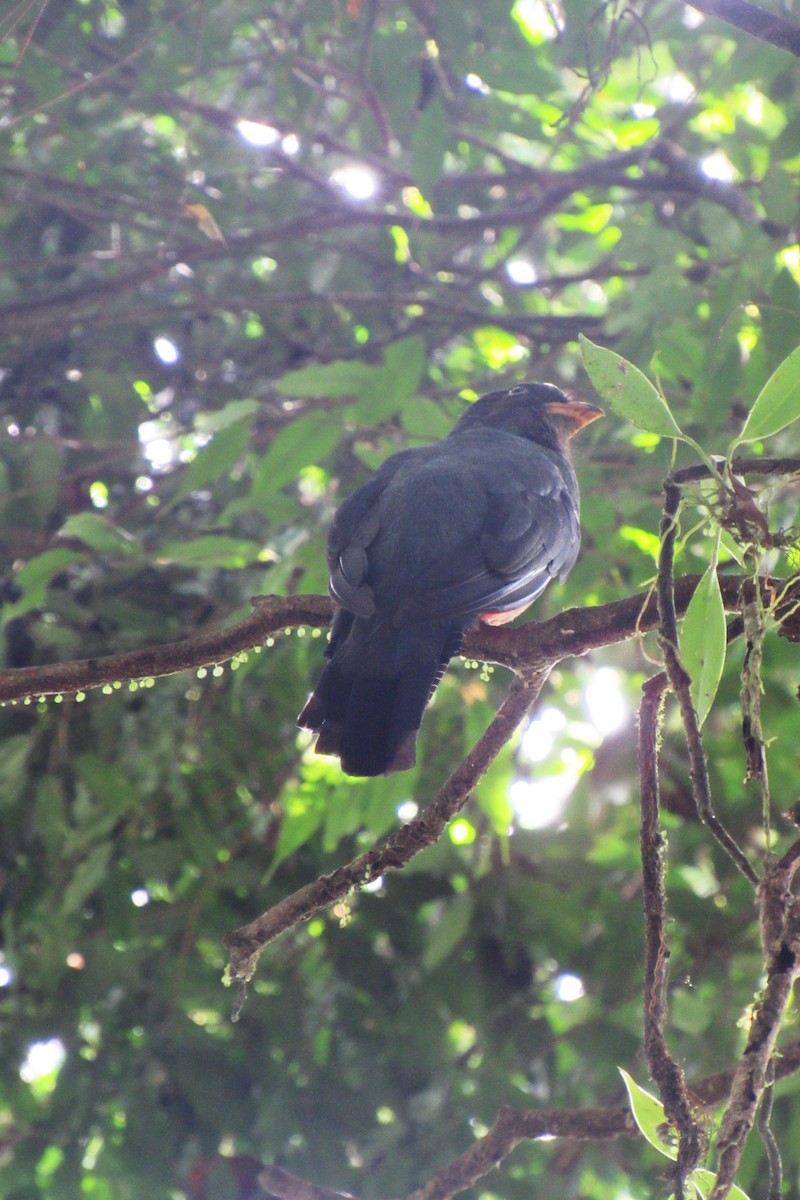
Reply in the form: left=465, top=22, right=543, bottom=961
left=297, top=623, right=465, bottom=776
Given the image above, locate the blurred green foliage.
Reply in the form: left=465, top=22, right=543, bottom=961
left=0, top=1, right=799, bottom=1197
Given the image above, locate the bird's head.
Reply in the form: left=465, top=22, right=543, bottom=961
left=454, top=382, right=603, bottom=453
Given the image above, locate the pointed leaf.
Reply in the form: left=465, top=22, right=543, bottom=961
left=680, top=564, right=727, bottom=727
left=58, top=513, right=139, bottom=556
left=61, top=842, right=113, bottom=916
left=580, top=335, right=683, bottom=438
left=252, top=411, right=341, bottom=496
left=2, top=549, right=84, bottom=621
left=275, top=360, right=375, bottom=398
left=411, top=99, right=448, bottom=198
left=353, top=335, right=426, bottom=423
left=156, top=536, right=261, bottom=568
left=422, top=893, right=475, bottom=972
left=618, top=1069, right=677, bottom=1160
left=170, top=419, right=251, bottom=505
left=195, top=399, right=259, bottom=434
left=736, top=342, right=800, bottom=443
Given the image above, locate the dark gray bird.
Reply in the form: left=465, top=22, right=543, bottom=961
left=298, top=383, right=602, bottom=776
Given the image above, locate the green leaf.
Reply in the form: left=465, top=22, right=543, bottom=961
left=61, top=842, right=113, bottom=916
left=0, top=737, right=33, bottom=809
left=155, top=536, right=261, bottom=568
left=760, top=166, right=799, bottom=226
left=275, top=360, right=375, bottom=398
left=411, top=99, right=449, bottom=198
left=718, top=529, right=746, bottom=567
left=194, top=399, right=260, bottom=434
left=618, top=1069, right=677, bottom=1160
left=252, top=411, right=341, bottom=496
left=580, top=335, right=684, bottom=438
left=58, top=512, right=139, bottom=556
left=736, top=342, right=800, bottom=443
left=1, top=549, right=84, bottom=621
left=689, top=1168, right=751, bottom=1200
left=353, top=335, right=426, bottom=423
left=400, top=395, right=453, bottom=440
left=269, top=792, right=326, bottom=875
left=422, top=893, right=475, bottom=972
left=680, top=564, right=727, bottom=727
left=170, top=419, right=251, bottom=505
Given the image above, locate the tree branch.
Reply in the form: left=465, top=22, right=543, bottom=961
left=0, top=594, right=333, bottom=705
left=656, top=480, right=758, bottom=885
left=224, top=673, right=546, bottom=1015
left=688, top=0, right=800, bottom=57
left=0, top=572, right=777, bottom=707
left=639, top=674, right=705, bottom=1193
left=711, top=850, right=800, bottom=1198
left=252, top=1040, right=800, bottom=1200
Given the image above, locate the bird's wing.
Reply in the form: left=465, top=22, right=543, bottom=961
left=394, top=458, right=579, bottom=627
left=327, top=451, right=416, bottom=617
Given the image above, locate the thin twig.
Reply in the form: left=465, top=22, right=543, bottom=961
left=656, top=480, right=758, bottom=885
left=224, top=674, right=546, bottom=1015
left=756, top=1058, right=782, bottom=1200
left=639, top=674, right=704, bottom=1193
left=710, top=851, right=800, bottom=1198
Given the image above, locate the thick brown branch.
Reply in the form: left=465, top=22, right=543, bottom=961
left=0, top=595, right=333, bottom=705
left=480, top=571, right=773, bottom=671
left=0, top=573, right=778, bottom=706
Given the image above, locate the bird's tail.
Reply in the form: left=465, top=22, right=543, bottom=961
left=297, top=618, right=463, bottom=776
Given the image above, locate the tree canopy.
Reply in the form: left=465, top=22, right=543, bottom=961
left=1, top=2, right=800, bottom=1198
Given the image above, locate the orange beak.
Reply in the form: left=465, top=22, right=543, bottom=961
left=544, top=398, right=604, bottom=438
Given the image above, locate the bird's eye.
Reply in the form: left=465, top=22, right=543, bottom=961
left=508, top=385, right=528, bottom=396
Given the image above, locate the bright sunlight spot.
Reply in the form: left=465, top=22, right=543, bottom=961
left=743, top=88, right=764, bottom=125
left=584, top=667, right=628, bottom=735
left=667, top=73, right=695, bottom=103
left=509, top=768, right=577, bottom=830
left=20, top=1038, right=66, bottom=1084
left=519, top=707, right=566, bottom=764
left=131, top=889, right=150, bottom=907
left=138, top=420, right=176, bottom=469
left=0, top=963, right=13, bottom=987
left=700, top=151, right=736, bottom=182
left=464, top=72, right=490, bottom=95
left=330, top=164, right=379, bottom=201
left=682, top=5, right=704, bottom=27
left=236, top=119, right=280, bottom=147
left=506, top=258, right=538, bottom=285
left=153, top=336, right=180, bottom=365
left=553, top=972, right=585, bottom=1002
left=512, top=0, right=562, bottom=41
left=450, top=818, right=476, bottom=845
